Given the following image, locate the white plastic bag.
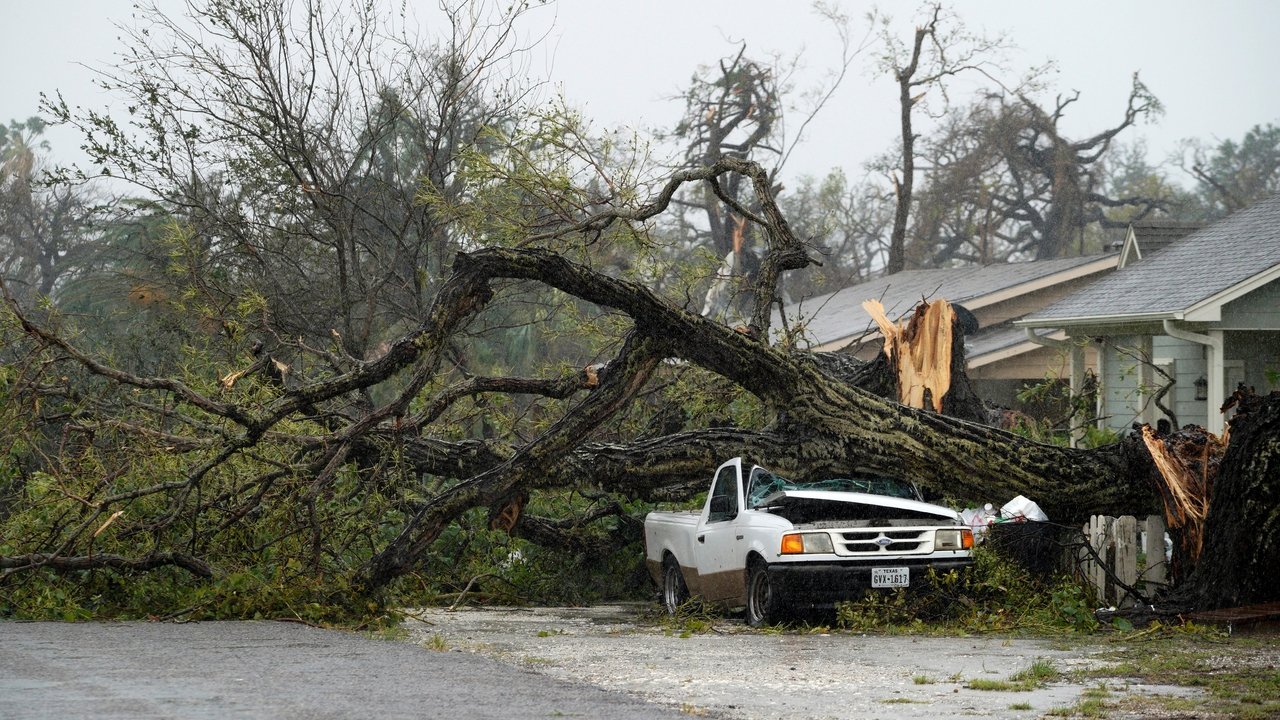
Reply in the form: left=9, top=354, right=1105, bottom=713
left=999, top=495, right=1048, bottom=522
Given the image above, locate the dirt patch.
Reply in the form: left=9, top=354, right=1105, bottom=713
left=401, top=604, right=1206, bottom=719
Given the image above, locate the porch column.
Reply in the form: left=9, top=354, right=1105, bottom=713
left=1069, top=341, right=1085, bottom=448
left=1208, top=330, right=1225, bottom=435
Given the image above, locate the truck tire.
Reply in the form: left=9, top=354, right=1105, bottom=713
left=662, top=555, right=689, bottom=615
left=746, top=559, right=783, bottom=627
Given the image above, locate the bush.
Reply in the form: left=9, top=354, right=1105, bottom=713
left=835, top=546, right=1099, bottom=633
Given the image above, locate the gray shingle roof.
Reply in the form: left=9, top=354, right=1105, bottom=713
left=1130, top=220, right=1203, bottom=258
left=966, top=324, right=1056, bottom=359
left=1023, top=193, right=1280, bottom=324
left=779, top=254, right=1114, bottom=347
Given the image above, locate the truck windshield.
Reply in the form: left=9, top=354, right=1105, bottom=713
left=746, top=468, right=920, bottom=507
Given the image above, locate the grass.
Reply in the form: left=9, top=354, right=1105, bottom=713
left=1071, top=630, right=1280, bottom=719
left=1008, top=702, right=1032, bottom=710
left=966, top=659, right=1060, bottom=692
left=1045, top=697, right=1109, bottom=717
left=366, top=625, right=409, bottom=642
left=1010, top=659, right=1061, bottom=685
left=423, top=633, right=448, bottom=651
left=650, top=600, right=728, bottom=637
left=967, top=678, right=1023, bottom=691
left=646, top=579, right=1275, bottom=719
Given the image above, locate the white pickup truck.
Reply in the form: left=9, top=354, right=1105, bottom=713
left=644, top=457, right=974, bottom=625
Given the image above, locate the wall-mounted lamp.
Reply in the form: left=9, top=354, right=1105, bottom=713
left=1194, top=375, right=1209, bottom=401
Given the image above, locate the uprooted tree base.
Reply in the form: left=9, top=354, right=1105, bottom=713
left=1163, top=390, right=1280, bottom=611
left=0, top=157, right=1272, bottom=620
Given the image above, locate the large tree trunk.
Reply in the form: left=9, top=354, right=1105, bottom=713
left=1169, top=392, right=1280, bottom=610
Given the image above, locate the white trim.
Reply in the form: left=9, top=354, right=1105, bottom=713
left=1017, top=310, right=1177, bottom=328
left=1118, top=226, right=1141, bottom=268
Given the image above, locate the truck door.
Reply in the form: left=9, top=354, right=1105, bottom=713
left=694, top=459, right=747, bottom=603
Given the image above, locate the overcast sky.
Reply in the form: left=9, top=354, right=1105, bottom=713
left=5, top=0, right=1278, bottom=187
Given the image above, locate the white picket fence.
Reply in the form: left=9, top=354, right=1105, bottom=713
left=1078, top=515, right=1169, bottom=607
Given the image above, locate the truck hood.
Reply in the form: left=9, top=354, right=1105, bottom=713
left=755, top=489, right=961, bottom=526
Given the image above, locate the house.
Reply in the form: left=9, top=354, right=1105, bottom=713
left=1016, top=195, right=1280, bottom=436
left=778, top=253, right=1119, bottom=413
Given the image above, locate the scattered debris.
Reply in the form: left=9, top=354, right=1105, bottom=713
left=960, top=504, right=997, bottom=538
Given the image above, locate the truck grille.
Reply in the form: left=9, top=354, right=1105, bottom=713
left=837, top=529, right=931, bottom=555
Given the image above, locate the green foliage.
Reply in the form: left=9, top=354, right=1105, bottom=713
left=835, top=546, right=1100, bottom=634
left=1184, top=123, right=1280, bottom=218
left=386, top=493, right=655, bottom=611
left=1, top=564, right=396, bottom=627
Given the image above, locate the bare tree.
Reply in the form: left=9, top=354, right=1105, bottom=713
left=0, top=119, right=104, bottom=304
left=45, top=0, right=541, bottom=361
left=877, top=4, right=1009, bottom=274
left=898, top=74, right=1166, bottom=265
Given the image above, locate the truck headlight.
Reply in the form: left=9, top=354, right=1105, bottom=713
left=935, top=528, right=974, bottom=550
left=781, top=532, right=834, bottom=554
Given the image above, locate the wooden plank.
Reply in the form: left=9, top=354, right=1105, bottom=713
left=1090, top=516, right=1112, bottom=605
left=1115, top=516, right=1138, bottom=607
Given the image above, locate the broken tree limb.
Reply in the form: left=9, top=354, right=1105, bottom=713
left=1140, top=424, right=1221, bottom=565
left=862, top=298, right=954, bottom=412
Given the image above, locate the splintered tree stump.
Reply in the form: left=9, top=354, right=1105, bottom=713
left=1168, top=391, right=1280, bottom=610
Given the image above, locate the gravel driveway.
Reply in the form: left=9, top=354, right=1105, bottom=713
left=403, top=603, right=1144, bottom=719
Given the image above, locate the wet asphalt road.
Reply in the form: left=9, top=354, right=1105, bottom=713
left=0, top=620, right=698, bottom=719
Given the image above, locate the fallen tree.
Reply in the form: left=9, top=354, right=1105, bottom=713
left=1, top=157, right=1272, bottom=617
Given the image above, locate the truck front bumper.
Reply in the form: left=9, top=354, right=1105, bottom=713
left=767, top=558, right=973, bottom=609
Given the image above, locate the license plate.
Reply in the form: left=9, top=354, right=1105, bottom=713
left=871, top=567, right=909, bottom=588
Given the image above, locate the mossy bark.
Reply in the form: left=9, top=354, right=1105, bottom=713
left=1171, top=393, right=1280, bottom=609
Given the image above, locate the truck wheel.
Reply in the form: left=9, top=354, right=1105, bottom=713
left=746, top=559, right=782, bottom=627
left=662, top=555, right=689, bottom=615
